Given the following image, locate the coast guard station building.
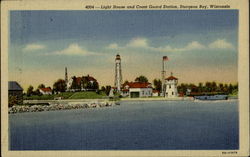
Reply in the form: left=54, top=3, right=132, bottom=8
left=122, top=82, right=152, bottom=98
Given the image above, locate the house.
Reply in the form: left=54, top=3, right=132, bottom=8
left=122, top=82, right=152, bottom=98
left=39, top=87, right=52, bottom=95
left=165, top=74, right=178, bottom=98
left=67, top=75, right=99, bottom=92
left=8, top=81, right=23, bottom=104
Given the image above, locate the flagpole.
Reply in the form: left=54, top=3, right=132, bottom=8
left=162, top=57, right=165, bottom=97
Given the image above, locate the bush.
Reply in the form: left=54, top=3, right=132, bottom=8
left=9, top=95, right=18, bottom=107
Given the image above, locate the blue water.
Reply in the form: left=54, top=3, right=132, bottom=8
left=9, top=100, right=239, bottom=150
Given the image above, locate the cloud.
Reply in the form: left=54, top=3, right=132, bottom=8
left=107, top=43, right=119, bottom=49
left=208, top=39, right=234, bottom=49
left=153, top=41, right=205, bottom=52
left=48, top=43, right=98, bottom=56
left=126, top=38, right=149, bottom=48
left=185, top=41, right=205, bottom=50
left=105, top=38, right=235, bottom=53
left=23, top=43, right=45, bottom=51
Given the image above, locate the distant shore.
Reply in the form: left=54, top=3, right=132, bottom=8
left=121, top=97, right=194, bottom=101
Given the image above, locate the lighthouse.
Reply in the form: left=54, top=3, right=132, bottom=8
left=114, top=54, right=122, bottom=93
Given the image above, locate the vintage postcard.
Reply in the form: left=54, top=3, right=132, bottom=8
left=1, top=0, right=249, bottom=156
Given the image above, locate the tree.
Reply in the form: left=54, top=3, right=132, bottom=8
left=123, top=80, right=129, bottom=84
left=177, top=83, right=187, bottom=94
left=135, top=75, right=148, bottom=83
left=27, top=85, right=34, bottom=96
left=228, top=83, right=234, bottom=94
left=219, top=83, right=224, bottom=92
left=9, top=95, right=17, bottom=107
left=211, top=81, right=217, bottom=92
left=38, top=84, right=45, bottom=89
left=153, top=79, right=162, bottom=91
left=101, top=86, right=106, bottom=91
left=53, top=79, right=67, bottom=92
left=93, top=81, right=99, bottom=90
left=205, top=82, right=212, bottom=92
left=198, top=82, right=203, bottom=92
left=34, top=89, right=42, bottom=96
left=105, top=85, right=111, bottom=95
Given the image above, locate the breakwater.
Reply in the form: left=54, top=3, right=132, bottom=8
left=9, top=101, right=119, bottom=114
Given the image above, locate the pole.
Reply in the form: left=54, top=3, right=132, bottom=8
left=161, top=59, right=165, bottom=97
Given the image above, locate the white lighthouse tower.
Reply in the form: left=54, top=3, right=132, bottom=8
left=114, top=54, right=122, bottom=93
left=165, top=72, right=178, bottom=98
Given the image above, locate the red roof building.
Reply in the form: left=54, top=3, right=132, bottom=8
left=121, top=82, right=152, bottom=98
left=39, top=87, right=52, bottom=95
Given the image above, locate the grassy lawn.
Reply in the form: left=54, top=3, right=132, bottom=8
left=24, top=94, right=55, bottom=100
left=24, top=91, right=107, bottom=100
left=69, top=91, right=107, bottom=99
left=24, top=92, right=74, bottom=100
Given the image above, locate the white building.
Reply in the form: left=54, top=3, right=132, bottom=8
left=122, top=82, right=152, bottom=98
left=39, top=87, right=52, bottom=95
left=165, top=74, right=178, bottom=98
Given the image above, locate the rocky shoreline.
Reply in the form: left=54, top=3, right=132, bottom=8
left=9, top=101, right=119, bottom=114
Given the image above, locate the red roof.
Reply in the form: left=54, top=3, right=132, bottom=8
left=125, top=82, right=152, bottom=88
left=40, top=87, right=52, bottom=92
left=165, top=76, right=178, bottom=80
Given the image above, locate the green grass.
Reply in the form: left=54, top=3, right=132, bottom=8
left=24, top=94, right=54, bottom=100
left=56, top=92, right=75, bottom=99
left=69, top=91, right=107, bottom=99
left=229, top=89, right=238, bottom=97
left=24, top=92, right=75, bottom=100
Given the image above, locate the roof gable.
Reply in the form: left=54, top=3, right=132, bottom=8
left=125, top=82, right=152, bottom=88
left=40, top=87, right=52, bottom=92
left=165, top=76, right=178, bottom=80
left=8, top=81, right=23, bottom=91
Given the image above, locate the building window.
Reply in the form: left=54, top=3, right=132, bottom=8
left=172, top=92, right=174, bottom=95
left=142, top=91, right=144, bottom=95
left=169, top=85, right=171, bottom=89
left=166, top=92, right=168, bottom=96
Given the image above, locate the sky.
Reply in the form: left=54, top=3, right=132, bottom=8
left=9, top=10, right=238, bottom=90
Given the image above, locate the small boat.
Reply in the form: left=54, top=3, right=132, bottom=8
left=194, top=94, right=228, bottom=100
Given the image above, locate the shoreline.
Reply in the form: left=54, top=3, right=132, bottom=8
left=10, top=97, right=238, bottom=114
left=9, top=100, right=118, bottom=114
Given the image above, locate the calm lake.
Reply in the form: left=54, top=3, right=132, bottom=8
left=9, top=100, right=239, bottom=150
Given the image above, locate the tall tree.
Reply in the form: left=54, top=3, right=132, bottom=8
left=153, top=79, right=162, bottom=91
left=211, top=81, right=217, bottom=92
left=27, top=85, right=34, bottom=96
left=198, top=82, right=203, bottom=92
left=205, top=82, right=212, bottom=92
left=105, top=85, right=111, bottom=95
left=53, top=79, right=67, bottom=92
left=135, top=75, right=148, bottom=83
